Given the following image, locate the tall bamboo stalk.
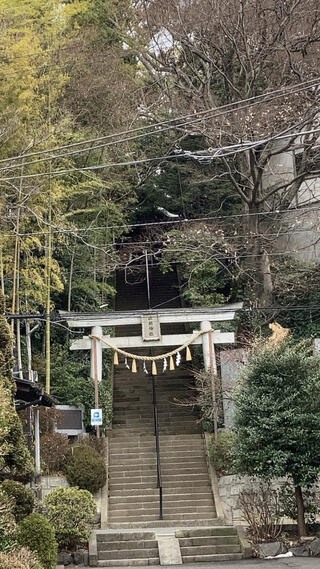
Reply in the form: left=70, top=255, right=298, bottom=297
left=45, top=85, right=52, bottom=394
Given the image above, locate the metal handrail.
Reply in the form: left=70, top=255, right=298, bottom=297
left=152, top=373, right=163, bottom=520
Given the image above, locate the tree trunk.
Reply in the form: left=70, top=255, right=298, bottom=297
left=295, top=485, right=308, bottom=537
left=259, top=250, right=273, bottom=307
left=67, top=246, right=75, bottom=312
left=245, top=202, right=274, bottom=305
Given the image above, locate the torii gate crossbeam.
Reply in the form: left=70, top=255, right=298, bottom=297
left=59, top=303, right=243, bottom=377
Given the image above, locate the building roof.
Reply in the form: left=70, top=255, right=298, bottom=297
left=14, top=377, right=55, bottom=410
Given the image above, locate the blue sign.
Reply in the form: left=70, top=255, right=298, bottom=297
left=91, top=408, right=103, bottom=426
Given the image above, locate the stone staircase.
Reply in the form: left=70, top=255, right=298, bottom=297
left=90, top=266, right=246, bottom=565
left=96, top=532, right=160, bottom=567
left=108, top=356, right=218, bottom=528
left=176, top=527, right=243, bottom=563
left=92, top=527, right=244, bottom=566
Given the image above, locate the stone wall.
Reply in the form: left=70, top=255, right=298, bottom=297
left=218, top=474, right=320, bottom=526
left=220, top=349, right=248, bottom=429
left=39, top=475, right=102, bottom=514
left=39, top=475, right=69, bottom=499
left=218, top=474, right=252, bottom=525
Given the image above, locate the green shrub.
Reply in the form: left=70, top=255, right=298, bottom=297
left=40, top=433, right=69, bottom=474
left=17, top=513, right=57, bottom=569
left=62, top=445, right=106, bottom=494
left=0, top=480, right=35, bottom=522
left=0, top=488, right=16, bottom=552
left=277, top=482, right=319, bottom=524
left=208, top=431, right=236, bottom=477
left=0, top=547, right=42, bottom=569
left=81, top=434, right=105, bottom=456
left=44, top=487, right=96, bottom=548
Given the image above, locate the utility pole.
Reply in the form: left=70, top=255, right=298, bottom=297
left=26, top=320, right=41, bottom=479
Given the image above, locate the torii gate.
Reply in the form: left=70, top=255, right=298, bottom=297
left=60, top=303, right=242, bottom=380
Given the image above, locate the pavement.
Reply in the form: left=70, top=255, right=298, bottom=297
left=59, top=560, right=319, bottom=569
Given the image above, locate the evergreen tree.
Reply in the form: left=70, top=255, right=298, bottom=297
left=0, top=292, right=33, bottom=480
left=234, top=340, right=320, bottom=537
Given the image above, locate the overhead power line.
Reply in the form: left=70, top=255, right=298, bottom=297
left=1, top=76, right=319, bottom=167
left=2, top=121, right=320, bottom=182
left=1, top=204, right=319, bottom=239
left=1, top=122, right=320, bottom=175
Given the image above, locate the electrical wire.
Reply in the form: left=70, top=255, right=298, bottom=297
left=1, top=76, right=319, bottom=166
left=1, top=204, right=319, bottom=239
left=2, top=122, right=320, bottom=174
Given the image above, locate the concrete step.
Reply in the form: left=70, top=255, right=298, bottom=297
left=109, top=483, right=157, bottom=491
left=181, top=553, right=243, bottom=563
left=180, top=544, right=241, bottom=556
left=162, top=473, right=210, bottom=482
left=110, top=484, right=211, bottom=496
left=109, top=494, right=214, bottom=505
left=97, top=532, right=156, bottom=543
left=111, top=428, right=200, bottom=435
left=108, top=518, right=220, bottom=529
left=109, top=464, right=156, bottom=473
left=109, top=511, right=217, bottom=522
left=111, top=434, right=201, bottom=442
left=97, top=557, right=159, bottom=566
left=109, top=463, right=207, bottom=476
left=109, top=504, right=215, bottom=516
left=99, top=548, right=159, bottom=560
left=179, top=535, right=240, bottom=546
left=176, top=527, right=238, bottom=537
left=98, top=540, right=158, bottom=552
left=109, top=443, right=202, bottom=453
left=109, top=453, right=204, bottom=464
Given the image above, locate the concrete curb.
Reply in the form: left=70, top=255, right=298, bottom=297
left=100, top=435, right=109, bottom=529
left=203, top=432, right=225, bottom=520
left=89, top=530, right=98, bottom=566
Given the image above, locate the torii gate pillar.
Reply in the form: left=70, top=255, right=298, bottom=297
left=90, top=326, right=103, bottom=382
left=90, top=326, right=103, bottom=437
left=201, top=320, right=217, bottom=373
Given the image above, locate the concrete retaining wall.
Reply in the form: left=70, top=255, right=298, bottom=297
left=218, top=474, right=320, bottom=526
left=39, top=475, right=102, bottom=514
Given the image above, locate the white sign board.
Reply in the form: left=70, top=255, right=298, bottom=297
left=91, top=408, right=102, bottom=426
left=141, top=314, right=161, bottom=341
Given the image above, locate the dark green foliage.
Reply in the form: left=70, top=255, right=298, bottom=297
left=0, top=292, right=33, bottom=481
left=277, top=482, right=319, bottom=524
left=234, top=340, right=320, bottom=488
left=160, top=225, right=236, bottom=307
left=0, top=480, right=35, bottom=522
left=208, top=431, right=236, bottom=477
left=50, top=346, right=113, bottom=433
left=17, top=514, right=57, bottom=569
left=44, top=487, right=96, bottom=548
left=63, top=445, right=106, bottom=494
left=0, top=488, right=16, bottom=552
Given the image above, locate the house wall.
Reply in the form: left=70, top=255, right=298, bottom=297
left=261, top=142, right=320, bottom=262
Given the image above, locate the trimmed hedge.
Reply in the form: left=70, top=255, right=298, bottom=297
left=208, top=431, right=236, bottom=477
left=17, top=513, right=57, bottom=569
left=44, top=487, right=96, bottom=548
left=0, top=480, right=35, bottom=522
left=62, top=445, right=106, bottom=494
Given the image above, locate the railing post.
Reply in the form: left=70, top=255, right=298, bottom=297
left=151, top=368, right=163, bottom=520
